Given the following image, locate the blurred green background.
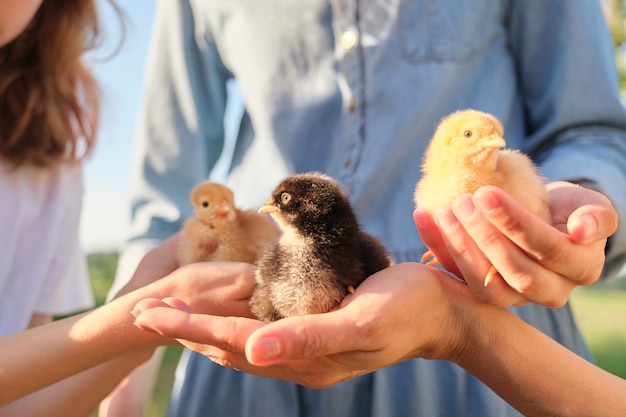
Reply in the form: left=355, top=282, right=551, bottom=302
left=87, top=252, right=626, bottom=417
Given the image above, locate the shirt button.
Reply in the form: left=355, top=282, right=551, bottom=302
left=340, top=30, right=358, bottom=51
left=348, top=99, right=357, bottom=113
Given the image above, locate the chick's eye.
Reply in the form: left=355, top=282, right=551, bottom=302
left=281, top=192, right=291, bottom=205
left=463, top=130, right=473, bottom=138
left=201, top=201, right=209, bottom=208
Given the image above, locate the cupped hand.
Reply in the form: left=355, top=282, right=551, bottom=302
left=132, top=263, right=470, bottom=388
left=113, top=233, right=256, bottom=318
left=141, top=261, right=257, bottom=318
left=414, top=181, right=617, bottom=307
left=113, top=234, right=182, bottom=299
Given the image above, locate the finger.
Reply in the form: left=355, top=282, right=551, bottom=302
left=546, top=181, right=618, bottom=244
left=134, top=308, right=263, bottom=354
left=472, top=186, right=603, bottom=285
left=160, top=297, right=195, bottom=312
left=245, top=311, right=364, bottom=366
left=435, top=202, right=527, bottom=306
left=131, top=298, right=198, bottom=317
left=133, top=310, right=293, bottom=379
left=131, top=298, right=168, bottom=317
left=135, top=307, right=359, bottom=387
left=414, top=209, right=462, bottom=277
left=567, top=204, right=617, bottom=245
left=455, top=191, right=582, bottom=306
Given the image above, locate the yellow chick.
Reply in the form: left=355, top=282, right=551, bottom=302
left=177, top=182, right=280, bottom=265
left=414, top=109, right=550, bottom=285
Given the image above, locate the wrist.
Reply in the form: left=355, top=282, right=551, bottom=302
left=428, top=274, right=484, bottom=363
left=402, top=266, right=478, bottom=363
left=74, top=291, right=174, bottom=357
left=446, top=293, right=512, bottom=374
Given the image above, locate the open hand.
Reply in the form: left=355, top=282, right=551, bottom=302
left=132, top=263, right=470, bottom=388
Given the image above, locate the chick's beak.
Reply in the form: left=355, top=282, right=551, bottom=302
left=215, top=202, right=231, bottom=215
left=259, top=200, right=279, bottom=214
left=482, top=135, right=506, bottom=150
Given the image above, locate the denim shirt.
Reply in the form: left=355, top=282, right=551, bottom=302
left=123, top=0, right=626, bottom=416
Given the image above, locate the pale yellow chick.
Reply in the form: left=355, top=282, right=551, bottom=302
left=177, top=182, right=281, bottom=265
left=414, top=109, right=550, bottom=285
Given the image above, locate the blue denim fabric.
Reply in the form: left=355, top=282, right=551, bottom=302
left=123, top=0, right=626, bottom=416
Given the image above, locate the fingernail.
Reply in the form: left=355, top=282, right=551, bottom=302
left=413, top=211, right=431, bottom=228
left=134, top=319, right=161, bottom=335
left=254, top=337, right=283, bottom=362
left=579, top=213, right=598, bottom=239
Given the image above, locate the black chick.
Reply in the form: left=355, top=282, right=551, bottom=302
left=249, top=172, right=392, bottom=322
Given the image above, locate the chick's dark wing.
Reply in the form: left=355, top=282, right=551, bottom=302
left=357, top=231, right=393, bottom=276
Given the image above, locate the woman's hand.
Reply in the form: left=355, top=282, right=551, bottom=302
left=112, top=234, right=182, bottom=299
left=112, top=234, right=256, bottom=319
left=133, top=260, right=257, bottom=321
left=414, top=182, right=617, bottom=307
left=131, top=263, right=470, bottom=388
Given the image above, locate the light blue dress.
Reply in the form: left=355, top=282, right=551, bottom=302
left=124, top=0, right=626, bottom=415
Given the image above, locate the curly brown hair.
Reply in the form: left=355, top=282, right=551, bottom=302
left=0, top=0, right=110, bottom=167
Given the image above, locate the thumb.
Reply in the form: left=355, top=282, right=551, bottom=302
left=245, top=311, right=359, bottom=366
left=567, top=203, right=618, bottom=245
left=134, top=307, right=264, bottom=354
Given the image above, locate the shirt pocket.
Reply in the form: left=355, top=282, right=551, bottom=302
left=399, top=0, right=492, bottom=62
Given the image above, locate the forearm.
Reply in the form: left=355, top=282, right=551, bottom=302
left=0, top=256, right=254, bottom=406
left=454, top=303, right=626, bottom=416
left=0, top=352, right=150, bottom=417
left=0, top=286, right=168, bottom=405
